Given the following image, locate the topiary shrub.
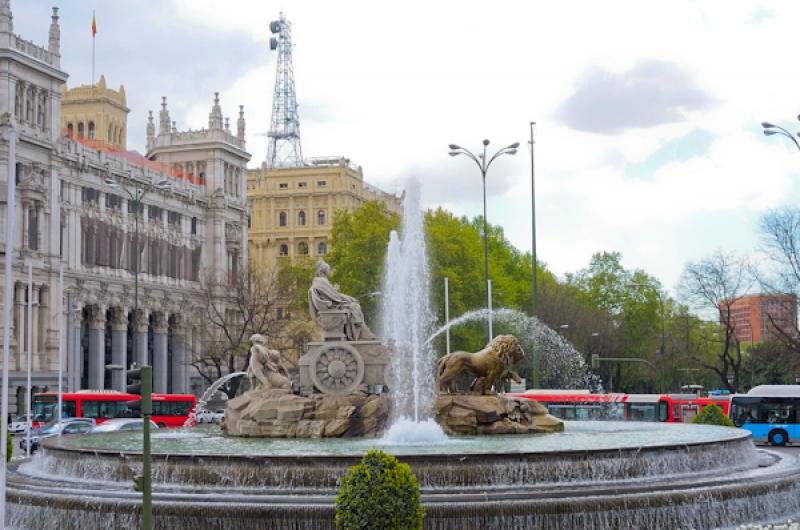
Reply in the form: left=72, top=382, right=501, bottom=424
left=335, top=449, right=424, bottom=530
left=691, top=403, right=734, bottom=427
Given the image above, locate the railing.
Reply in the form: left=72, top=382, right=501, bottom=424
left=12, top=34, right=56, bottom=66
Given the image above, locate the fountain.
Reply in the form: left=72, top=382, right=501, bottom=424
left=7, top=178, right=800, bottom=529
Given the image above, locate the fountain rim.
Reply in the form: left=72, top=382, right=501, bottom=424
left=39, top=424, right=751, bottom=460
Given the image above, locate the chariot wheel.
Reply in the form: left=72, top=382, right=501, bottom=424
left=309, top=342, right=365, bottom=395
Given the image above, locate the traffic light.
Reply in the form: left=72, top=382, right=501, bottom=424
left=591, top=354, right=600, bottom=370
left=127, top=364, right=143, bottom=395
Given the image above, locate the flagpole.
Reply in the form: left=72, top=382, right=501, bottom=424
left=91, top=10, right=95, bottom=86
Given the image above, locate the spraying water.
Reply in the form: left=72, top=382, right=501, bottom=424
left=427, top=308, right=600, bottom=391
left=381, top=178, right=438, bottom=424
left=185, top=372, right=247, bottom=427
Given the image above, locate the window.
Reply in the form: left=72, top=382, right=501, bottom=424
left=66, top=123, right=74, bottom=138
left=148, top=205, right=163, bottom=223
left=152, top=400, right=194, bottom=417
left=82, top=187, right=98, bottom=205
left=168, top=211, right=181, bottom=228
left=279, top=182, right=288, bottom=189
left=279, top=244, right=288, bottom=256
left=128, top=200, right=143, bottom=216
left=106, top=194, right=122, bottom=210
left=77, top=122, right=84, bottom=138
left=298, top=211, right=306, bottom=226
left=317, top=180, right=327, bottom=187
left=28, top=208, right=38, bottom=250
left=318, top=242, right=327, bottom=255
left=298, top=242, right=308, bottom=255
left=279, top=211, right=287, bottom=227
left=298, top=182, right=307, bottom=188
left=191, top=217, right=197, bottom=235
left=317, top=210, right=325, bottom=225
left=88, top=121, right=95, bottom=140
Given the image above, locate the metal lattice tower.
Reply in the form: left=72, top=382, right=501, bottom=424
left=266, top=13, right=304, bottom=168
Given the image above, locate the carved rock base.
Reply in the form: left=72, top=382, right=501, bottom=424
left=435, top=394, right=564, bottom=435
left=224, top=389, right=391, bottom=438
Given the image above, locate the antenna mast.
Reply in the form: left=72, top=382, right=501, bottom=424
left=266, top=13, right=304, bottom=168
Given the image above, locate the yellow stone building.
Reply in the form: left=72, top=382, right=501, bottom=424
left=247, top=157, right=403, bottom=268
left=60, top=75, right=129, bottom=149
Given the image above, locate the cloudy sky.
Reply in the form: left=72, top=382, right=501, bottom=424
left=15, top=1, right=800, bottom=292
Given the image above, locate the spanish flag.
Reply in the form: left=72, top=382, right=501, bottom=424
left=91, top=13, right=96, bottom=37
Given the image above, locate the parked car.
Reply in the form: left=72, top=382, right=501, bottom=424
left=90, top=418, right=159, bottom=434
left=195, top=409, right=225, bottom=424
left=8, top=414, right=31, bottom=434
left=19, top=418, right=96, bottom=453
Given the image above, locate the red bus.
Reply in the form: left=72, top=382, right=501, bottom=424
left=32, top=390, right=197, bottom=428
left=509, top=390, right=730, bottom=423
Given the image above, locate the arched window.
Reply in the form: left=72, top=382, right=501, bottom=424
left=66, top=123, right=73, bottom=137
left=317, top=210, right=325, bottom=225
left=279, top=212, right=287, bottom=227
left=279, top=244, right=288, bottom=256
left=318, top=242, right=327, bottom=255
left=298, top=211, right=306, bottom=226
left=77, top=122, right=84, bottom=138
left=298, top=242, right=308, bottom=255
left=88, top=121, right=95, bottom=140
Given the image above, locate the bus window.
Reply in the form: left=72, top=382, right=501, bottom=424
left=760, top=400, right=796, bottom=424
left=658, top=400, right=669, bottom=422
left=731, top=400, right=759, bottom=427
left=627, top=404, right=656, bottom=421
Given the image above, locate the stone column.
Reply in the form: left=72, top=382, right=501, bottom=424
left=134, top=309, right=149, bottom=367
left=14, top=283, right=25, bottom=370
left=31, top=285, right=40, bottom=370
left=87, top=306, right=106, bottom=390
left=67, top=299, right=82, bottom=392
left=152, top=312, right=168, bottom=393
left=169, top=318, right=186, bottom=394
left=110, top=308, right=128, bottom=392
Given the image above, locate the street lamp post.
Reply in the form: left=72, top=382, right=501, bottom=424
left=630, top=282, right=666, bottom=393
left=448, top=140, right=519, bottom=342
left=104, top=176, right=171, bottom=384
left=761, top=120, right=800, bottom=151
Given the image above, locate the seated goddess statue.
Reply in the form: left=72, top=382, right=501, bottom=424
left=308, top=260, right=376, bottom=341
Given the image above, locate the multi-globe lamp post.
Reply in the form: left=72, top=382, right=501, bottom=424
left=762, top=119, right=800, bottom=151
left=448, top=140, right=519, bottom=343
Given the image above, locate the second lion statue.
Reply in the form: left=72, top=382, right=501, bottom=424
left=436, top=335, right=525, bottom=395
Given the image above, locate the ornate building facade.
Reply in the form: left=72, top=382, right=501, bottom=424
left=247, top=158, right=402, bottom=268
left=0, top=1, right=249, bottom=413
left=60, top=75, right=129, bottom=150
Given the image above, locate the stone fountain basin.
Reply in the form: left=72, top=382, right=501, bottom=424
left=8, top=421, right=800, bottom=530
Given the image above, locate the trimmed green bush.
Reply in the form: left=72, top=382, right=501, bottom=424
left=6, top=429, right=11, bottom=463
left=335, top=449, right=424, bottom=530
left=691, top=403, right=734, bottom=427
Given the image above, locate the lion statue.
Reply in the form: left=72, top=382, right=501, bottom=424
left=436, top=335, right=525, bottom=395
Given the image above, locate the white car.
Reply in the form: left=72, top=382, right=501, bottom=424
left=9, top=415, right=31, bottom=434
left=90, top=418, right=160, bottom=434
left=195, top=410, right=225, bottom=424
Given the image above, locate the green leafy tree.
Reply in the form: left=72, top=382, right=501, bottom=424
left=328, top=201, right=400, bottom=328
left=335, top=450, right=424, bottom=530
left=691, top=404, right=734, bottom=427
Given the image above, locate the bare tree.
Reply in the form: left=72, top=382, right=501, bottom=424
left=191, top=263, right=300, bottom=399
left=758, top=208, right=800, bottom=353
left=678, top=251, right=751, bottom=392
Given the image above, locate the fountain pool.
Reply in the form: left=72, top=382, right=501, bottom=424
left=7, top=421, right=800, bottom=529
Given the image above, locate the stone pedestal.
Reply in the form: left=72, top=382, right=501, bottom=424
left=224, top=389, right=391, bottom=438
left=435, top=394, right=564, bottom=435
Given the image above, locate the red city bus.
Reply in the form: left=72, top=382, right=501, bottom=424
left=509, top=390, right=730, bottom=423
left=32, top=390, right=197, bottom=428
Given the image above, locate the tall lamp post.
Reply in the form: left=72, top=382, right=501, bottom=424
left=104, top=176, right=171, bottom=382
left=762, top=120, right=800, bottom=151
left=448, top=139, right=519, bottom=342
left=630, top=282, right=666, bottom=393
